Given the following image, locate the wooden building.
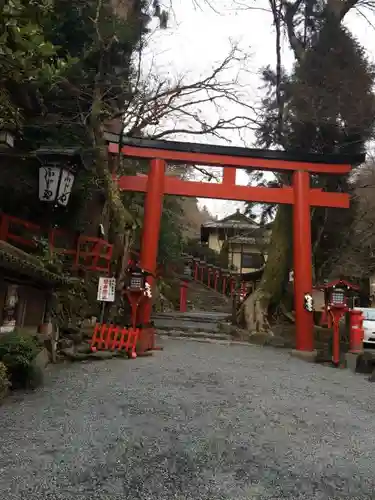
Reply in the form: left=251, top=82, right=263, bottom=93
left=0, top=241, right=66, bottom=333
left=200, top=210, right=271, bottom=274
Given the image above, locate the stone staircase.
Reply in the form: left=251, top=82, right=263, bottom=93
left=153, top=280, right=234, bottom=341
left=185, top=280, right=232, bottom=313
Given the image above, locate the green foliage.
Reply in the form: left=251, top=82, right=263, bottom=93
left=0, top=0, right=154, bottom=231
left=0, top=0, right=74, bottom=129
left=254, top=22, right=375, bottom=281
left=158, top=198, right=184, bottom=264
left=158, top=277, right=180, bottom=309
left=53, top=275, right=100, bottom=326
left=0, top=331, right=42, bottom=389
left=184, top=238, right=225, bottom=268
left=218, top=239, right=230, bottom=269
left=257, top=25, right=375, bottom=154
left=33, top=237, right=63, bottom=272
left=0, top=362, right=11, bottom=400
left=289, top=24, right=374, bottom=154
left=36, top=0, right=151, bottom=137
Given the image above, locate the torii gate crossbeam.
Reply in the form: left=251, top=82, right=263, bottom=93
left=108, top=136, right=364, bottom=355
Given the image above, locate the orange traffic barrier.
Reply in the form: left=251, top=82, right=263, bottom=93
left=90, top=323, right=140, bottom=359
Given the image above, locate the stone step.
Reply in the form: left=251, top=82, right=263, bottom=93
left=187, top=291, right=231, bottom=301
left=187, top=300, right=231, bottom=309
left=156, top=330, right=232, bottom=341
left=152, top=309, right=232, bottom=333
left=184, top=281, right=232, bottom=313
left=187, top=290, right=230, bottom=299
left=153, top=318, right=221, bottom=333
left=158, top=335, right=253, bottom=347
left=152, top=311, right=229, bottom=322
left=187, top=306, right=231, bottom=314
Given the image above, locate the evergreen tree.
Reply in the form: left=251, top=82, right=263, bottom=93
left=240, top=1, right=375, bottom=333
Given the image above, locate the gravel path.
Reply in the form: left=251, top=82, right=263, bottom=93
left=1, top=339, right=375, bottom=499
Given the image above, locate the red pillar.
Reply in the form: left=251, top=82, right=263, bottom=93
left=293, top=170, right=314, bottom=352
left=207, top=267, right=212, bottom=287
left=214, top=271, right=219, bottom=291
left=139, top=158, right=165, bottom=324
left=223, top=167, right=236, bottom=185
left=222, top=275, right=227, bottom=295
left=194, top=260, right=199, bottom=281
left=230, top=277, right=235, bottom=295
left=180, top=281, right=188, bottom=312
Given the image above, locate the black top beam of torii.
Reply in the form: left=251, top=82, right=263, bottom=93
left=105, top=132, right=365, bottom=167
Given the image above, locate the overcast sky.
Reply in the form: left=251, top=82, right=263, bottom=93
left=144, top=1, right=375, bottom=218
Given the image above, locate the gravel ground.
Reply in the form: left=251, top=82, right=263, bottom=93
left=1, top=339, right=375, bottom=500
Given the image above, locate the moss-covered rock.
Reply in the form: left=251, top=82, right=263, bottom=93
left=0, top=331, right=43, bottom=389
left=0, top=362, right=10, bottom=401
left=157, top=277, right=180, bottom=310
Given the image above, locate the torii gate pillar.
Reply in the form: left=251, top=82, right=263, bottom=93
left=293, top=170, right=313, bottom=351
left=108, top=136, right=362, bottom=354
left=139, top=158, right=165, bottom=324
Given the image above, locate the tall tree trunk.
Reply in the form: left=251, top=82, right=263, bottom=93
left=239, top=204, right=292, bottom=333
left=240, top=0, right=362, bottom=334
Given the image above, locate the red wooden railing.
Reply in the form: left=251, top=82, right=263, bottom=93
left=0, top=214, right=42, bottom=249
left=0, top=212, right=113, bottom=273
left=75, top=236, right=113, bottom=273
left=49, top=227, right=78, bottom=258
left=178, top=256, right=256, bottom=312
left=127, top=249, right=255, bottom=312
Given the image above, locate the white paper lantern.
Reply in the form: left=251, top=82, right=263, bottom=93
left=0, top=130, right=15, bottom=149
left=38, top=165, right=75, bottom=206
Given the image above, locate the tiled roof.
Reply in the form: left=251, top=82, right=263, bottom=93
left=202, top=220, right=260, bottom=230
left=228, top=236, right=270, bottom=245
left=0, top=241, right=68, bottom=286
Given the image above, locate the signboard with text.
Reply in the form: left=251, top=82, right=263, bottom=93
left=97, top=277, right=116, bottom=302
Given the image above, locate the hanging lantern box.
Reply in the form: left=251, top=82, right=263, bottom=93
left=34, top=147, right=83, bottom=207
left=128, top=271, right=146, bottom=292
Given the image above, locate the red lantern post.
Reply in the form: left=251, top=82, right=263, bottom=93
left=199, top=260, right=205, bottom=282
left=180, top=281, right=188, bottom=312
left=213, top=267, right=220, bottom=291
left=207, top=265, right=213, bottom=288
left=230, top=276, right=236, bottom=296
left=222, top=271, right=228, bottom=295
left=317, top=279, right=360, bottom=366
left=193, top=258, right=200, bottom=281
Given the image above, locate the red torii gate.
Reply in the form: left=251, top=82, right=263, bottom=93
left=108, top=136, right=364, bottom=354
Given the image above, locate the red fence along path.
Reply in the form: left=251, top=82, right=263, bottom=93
left=0, top=212, right=113, bottom=273
left=91, top=323, right=139, bottom=358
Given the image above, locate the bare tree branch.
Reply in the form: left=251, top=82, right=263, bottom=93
left=112, top=45, right=260, bottom=142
